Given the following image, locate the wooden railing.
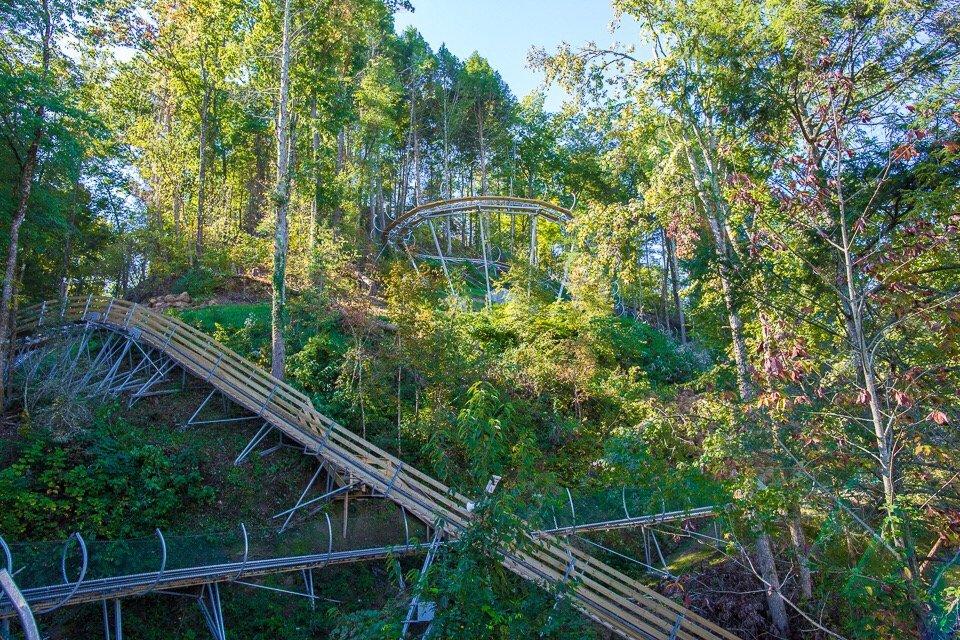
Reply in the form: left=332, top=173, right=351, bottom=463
left=15, top=297, right=738, bottom=640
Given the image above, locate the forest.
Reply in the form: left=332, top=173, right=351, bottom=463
left=1, top=0, right=959, bottom=638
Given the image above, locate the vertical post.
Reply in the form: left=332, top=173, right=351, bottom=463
left=478, top=211, right=492, bottom=309
left=197, top=583, right=227, bottom=640
left=529, top=214, right=538, bottom=267
left=342, top=477, right=351, bottom=538
left=428, top=220, right=455, bottom=298
left=113, top=600, right=122, bottom=640
left=302, top=569, right=315, bottom=610
left=101, top=600, right=111, bottom=640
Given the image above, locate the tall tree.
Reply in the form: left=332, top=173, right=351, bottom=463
left=0, top=0, right=53, bottom=407
left=271, top=0, right=294, bottom=380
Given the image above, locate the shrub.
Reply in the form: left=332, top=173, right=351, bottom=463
left=172, top=266, right=223, bottom=299
left=0, top=405, right=214, bottom=540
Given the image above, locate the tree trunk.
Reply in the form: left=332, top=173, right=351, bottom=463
left=271, top=0, right=293, bottom=381
left=309, top=99, right=320, bottom=260
left=331, top=126, right=346, bottom=227
left=195, top=82, right=212, bottom=263
left=58, top=204, right=77, bottom=311
left=0, top=0, right=51, bottom=408
left=660, top=231, right=673, bottom=336
left=788, top=514, right=813, bottom=600
left=666, top=234, right=687, bottom=344
left=442, top=92, right=451, bottom=199
left=411, top=92, right=421, bottom=205
left=478, top=111, right=487, bottom=195
left=756, top=533, right=791, bottom=638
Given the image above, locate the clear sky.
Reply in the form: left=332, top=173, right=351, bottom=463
left=394, top=0, right=641, bottom=111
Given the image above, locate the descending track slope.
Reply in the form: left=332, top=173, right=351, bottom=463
left=14, top=297, right=737, bottom=640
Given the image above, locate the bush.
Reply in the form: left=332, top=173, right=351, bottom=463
left=0, top=404, right=214, bottom=540
left=172, top=266, right=223, bottom=299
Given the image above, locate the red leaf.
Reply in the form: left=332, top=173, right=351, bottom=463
left=892, top=144, right=919, bottom=161
left=928, top=410, right=951, bottom=425
left=892, top=390, right=912, bottom=408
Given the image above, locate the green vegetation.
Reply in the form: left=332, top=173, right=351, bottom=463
left=2, top=0, right=960, bottom=637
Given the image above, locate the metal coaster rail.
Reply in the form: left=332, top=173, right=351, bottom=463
left=381, top=196, right=572, bottom=242
left=12, top=297, right=738, bottom=640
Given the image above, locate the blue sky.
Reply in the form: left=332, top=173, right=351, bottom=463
left=394, top=0, right=641, bottom=110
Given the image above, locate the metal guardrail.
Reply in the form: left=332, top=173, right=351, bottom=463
left=0, top=511, right=427, bottom=618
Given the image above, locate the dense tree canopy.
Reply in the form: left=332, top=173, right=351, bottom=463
left=3, top=0, right=960, bottom=637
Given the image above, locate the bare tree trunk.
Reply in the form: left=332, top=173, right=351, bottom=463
left=478, top=113, right=487, bottom=195
left=666, top=234, right=687, bottom=344
left=442, top=92, right=451, bottom=199
left=0, top=0, right=52, bottom=408
left=58, top=204, right=77, bottom=310
left=660, top=231, right=673, bottom=336
left=331, top=126, right=346, bottom=227
left=756, top=533, right=790, bottom=638
left=271, top=0, right=293, bottom=381
left=411, top=93, right=421, bottom=205
left=838, top=223, right=927, bottom=635
left=173, top=180, right=183, bottom=234
left=788, top=513, right=813, bottom=600
left=309, top=99, right=320, bottom=260
left=194, top=80, right=212, bottom=263
left=368, top=163, right=376, bottom=238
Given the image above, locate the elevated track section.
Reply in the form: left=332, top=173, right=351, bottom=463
left=7, top=297, right=737, bottom=640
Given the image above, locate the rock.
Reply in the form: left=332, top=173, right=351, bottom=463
left=177, top=292, right=191, bottom=302
left=164, top=294, right=176, bottom=302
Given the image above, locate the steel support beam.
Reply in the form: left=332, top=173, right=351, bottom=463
left=401, top=526, right=443, bottom=638
left=0, top=570, right=39, bottom=640
left=197, top=583, right=227, bottom=640
left=234, top=423, right=275, bottom=465
left=101, top=599, right=122, bottom=640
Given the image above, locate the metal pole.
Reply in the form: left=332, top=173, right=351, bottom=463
left=478, top=211, right=492, bottom=309
left=428, top=220, right=456, bottom=298
left=234, top=423, right=274, bottom=465
left=279, top=463, right=326, bottom=533
left=184, top=389, right=217, bottom=427
left=302, top=570, right=315, bottom=610
left=0, top=570, right=40, bottom=640
left=113, top=599, right=122, bottom=640
left=401, top=526, right=443, bottom=638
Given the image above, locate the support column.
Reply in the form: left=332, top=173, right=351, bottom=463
left=234, top=423, right=274, bottom=466
left=401, top=527, right=443, bottom=638
left=100, top=599, right=122, bottom=640
left=428, top=220, right=456, bottom=298
left=197, top=583, right=227, bottom=640
left=478, top=211, right=492, bottom=309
